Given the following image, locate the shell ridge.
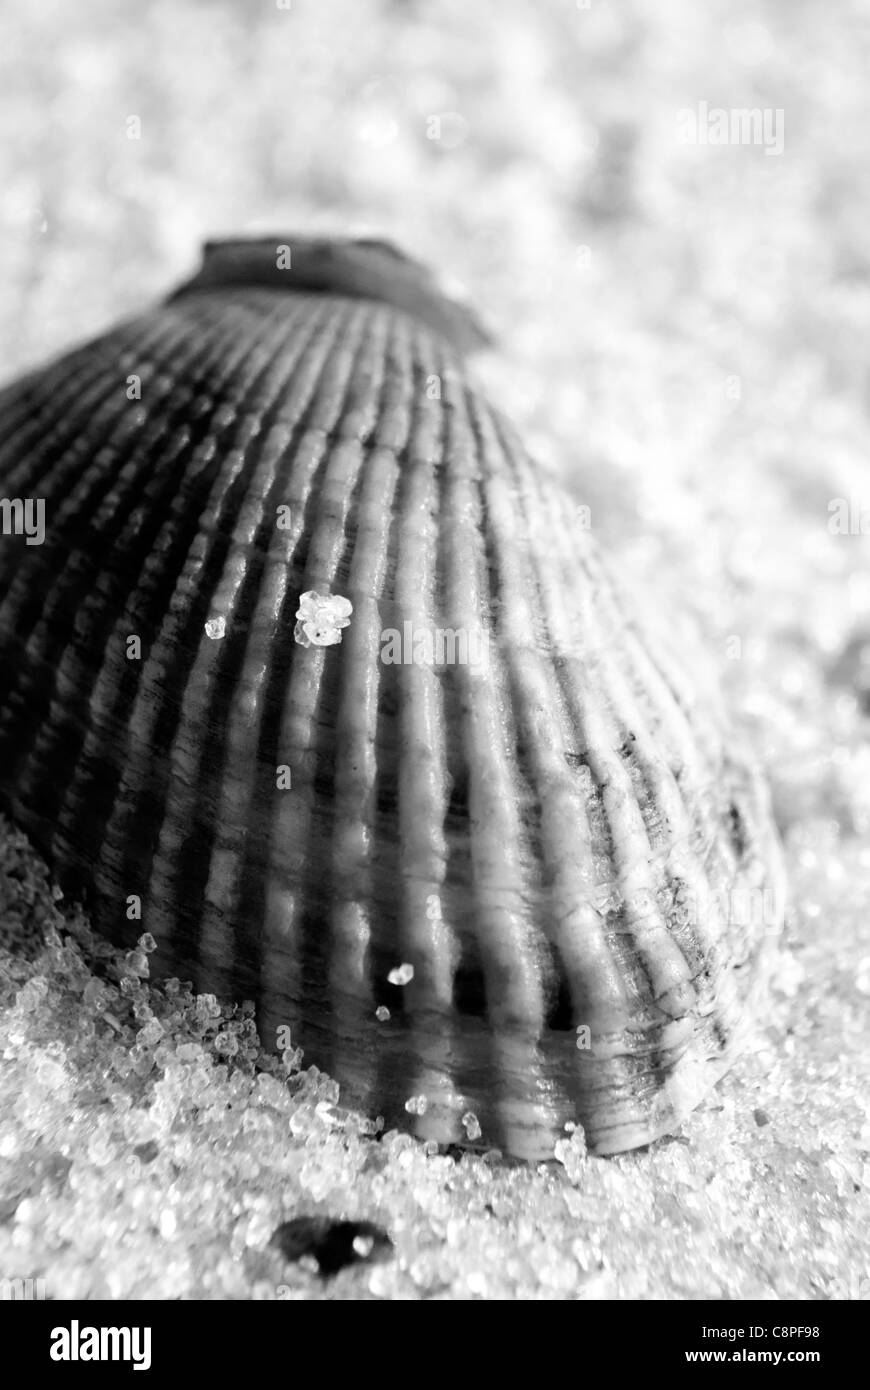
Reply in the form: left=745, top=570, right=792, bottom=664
left=174, top=299, right=357, bottom=999
left=439, top=358, right=563, bottom=1153
left=294, top=305, right=399, bottom=1087
left=91, top=296, right=337, bottom=974
left=374, top=318, right=463, bottom=1141
left=256, top=302, right=392, bottom=1063
left=140, top=296, right=354, bottom=986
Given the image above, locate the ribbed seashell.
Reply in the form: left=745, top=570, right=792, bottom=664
left=0, top=236, right=784, bottom=1158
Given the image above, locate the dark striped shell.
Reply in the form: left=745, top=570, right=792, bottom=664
left=0, top=237, right=784, bottom=1158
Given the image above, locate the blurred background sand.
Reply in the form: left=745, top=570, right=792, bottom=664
left=1, top=0, right=868, bottom=1299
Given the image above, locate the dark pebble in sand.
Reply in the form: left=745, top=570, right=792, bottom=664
left=271, top=1216, right=392, bottom=1276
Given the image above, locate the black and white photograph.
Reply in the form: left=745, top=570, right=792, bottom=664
left=0, top=0, right=866, bottom=1334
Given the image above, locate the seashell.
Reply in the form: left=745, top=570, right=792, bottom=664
left=0, top=235, right=784, bottom=1158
